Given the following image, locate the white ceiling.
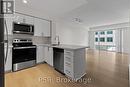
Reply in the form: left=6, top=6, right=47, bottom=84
left=16, top=0, right=87, bottom=17
left=60, top=0, right=130, bottom=27
left=16, top=0, right=130, bottom=27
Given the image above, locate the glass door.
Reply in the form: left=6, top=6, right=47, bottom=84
left=94, top=30, right=117, bottom=52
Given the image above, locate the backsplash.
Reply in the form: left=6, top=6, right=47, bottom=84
left=32, top=36, right=51, bottom=45
left=4, top=34, right=51, bottom=45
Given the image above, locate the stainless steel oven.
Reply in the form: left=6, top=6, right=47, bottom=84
left=12, top=39, right=36, bottom=71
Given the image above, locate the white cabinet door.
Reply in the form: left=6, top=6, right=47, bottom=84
left=51, top=21, right=57, bottom=44
left=42, top=20, right=51, bottom=37
left=25, top=15, right=34, bottom=25
left=34, top=18, right=51, bottom=37
left=14, top=13, right=34, bottom=25
left=37, top=46, right=44, bottom=64
left=34, top=18, right=43, bottom=36
left=48, top=47, right=53, bottom=66
left=14, top=13, right=25, bottom=23
left=5, top=47, right=12, bottom=72
left=44, top=47, right=53, bottom=66
left=44, top=47, right=49, bottom=62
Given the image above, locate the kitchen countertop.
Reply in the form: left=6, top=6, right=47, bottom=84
left=36, top=44, right=89, bottom=50
left=36, top=44, right=51, bottom=47
left=52, top=44, right=89, bottom=50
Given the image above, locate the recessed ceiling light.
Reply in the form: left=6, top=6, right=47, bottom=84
left=23, top=0, right=28, bottom=4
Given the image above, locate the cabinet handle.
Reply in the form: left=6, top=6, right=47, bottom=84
left=65, top=62, right=71, bottom=66
left=48, top=47, right=49, bottom=51
left=66, top=57, right=71, bottom=59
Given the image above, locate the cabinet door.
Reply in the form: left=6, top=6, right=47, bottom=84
left=44, top=47, right=53, bottom=66
left=25, top=15, right=34, bottom=25
left=14, top=13, right=25, bottom=23
left=37, top=46, right=44, bottom=63
left=34, top=18, right=51, bottom=37
left=44, top=46, right=49, bottom=63
left=34, top=18, right=43, bottom=36
left=42, top=20, right=51, bottom=37
left=48, top=47, right=53, bottom=66
left=5, top=47, right=12, bottom=72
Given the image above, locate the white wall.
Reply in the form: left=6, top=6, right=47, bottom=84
left=55, top=21, right=89, bottom=46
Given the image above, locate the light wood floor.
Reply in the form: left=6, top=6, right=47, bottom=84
left=5, top=49, right=129, bottom=87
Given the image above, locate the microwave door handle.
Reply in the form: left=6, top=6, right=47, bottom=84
left=30, top=26, right=32, bottom=32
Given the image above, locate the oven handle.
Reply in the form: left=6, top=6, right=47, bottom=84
left=13, top=46, right=36, bottom=50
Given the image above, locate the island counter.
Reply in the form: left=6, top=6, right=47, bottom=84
left=52, top=44, right=88, bottom=81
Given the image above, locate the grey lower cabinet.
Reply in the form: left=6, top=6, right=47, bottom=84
left=64, top=49, right=86, bottom=80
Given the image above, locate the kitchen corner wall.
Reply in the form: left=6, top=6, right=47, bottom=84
left=55, top=20, right=89, bottom=46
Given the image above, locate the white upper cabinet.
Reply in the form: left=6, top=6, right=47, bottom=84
left=34, top=18, right=43, bottom=36
left=43, top=20, right=51, bottom=37
left=14, top=13, right=24, bottom=23
left=14, top=13, right=34, bottom=25
left=34, top=18, right=51, bottom=37
left=24, top=15, right=34, bottom=25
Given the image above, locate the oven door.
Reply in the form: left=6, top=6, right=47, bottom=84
left=12, top=46, right=36, bottom=71
left=12, top=46, right=36, bottom=64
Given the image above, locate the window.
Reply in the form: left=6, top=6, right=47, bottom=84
left=100, top=31, right=105, bottom=35
left=95, top=38, right=98, bottom=42
left=107, top=37, right=113, bottom=42
left=100, top=37, right=105, bottom=42
left=107, top=31, right=113, bottom=34
left=95, top=32, right=98, bottom=35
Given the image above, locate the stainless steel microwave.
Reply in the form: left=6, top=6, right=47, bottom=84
left=13, top=22, right=34, bottom=35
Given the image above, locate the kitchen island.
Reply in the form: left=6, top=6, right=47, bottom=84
left=53, top=44, right=88, bottom=81
left=36, top=44, right=88, bottom=80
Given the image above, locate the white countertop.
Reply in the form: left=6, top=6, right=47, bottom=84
left=52, top=44, right=88, bottom=50
left=36, top=44, right=89, bottom=50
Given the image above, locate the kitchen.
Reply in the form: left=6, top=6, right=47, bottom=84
left=0, top=0, right=130, bottom=87
left=4, top=10, right=87, bottom=81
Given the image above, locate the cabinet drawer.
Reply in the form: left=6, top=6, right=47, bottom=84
left=64, top=69, right=73, bottom=78
left=64, top=55, right=73, bottom=63
left=65, top=62, right=72, bottom=68
left=64, top=62, right=73, bottom=73
left=64, top=50, right=73, bottom=57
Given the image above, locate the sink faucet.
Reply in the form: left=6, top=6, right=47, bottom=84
left=55, top=36, right=60, bottom=45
